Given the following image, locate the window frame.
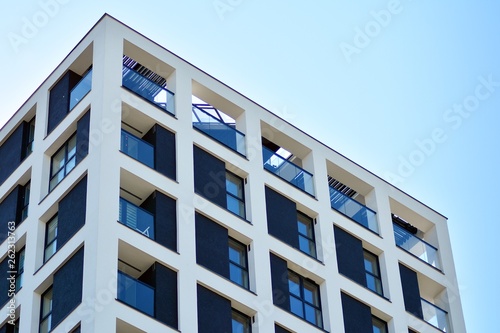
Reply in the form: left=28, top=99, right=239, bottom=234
left=49, top=133, right=77, bottom=191
left=44, top=215, right=58, bottom=263
left=39, top=287, right=53, bottom=333
left=297, top=211, right=316, bottom=258
left=231, top=308, right=252, bottom=333
left=225, top=171, right=246, bottom=218
left=228, top=237, right=249, bottom=289
left=363, top=249, right=384, bottom=296
left=20, top=181, right=30, bottom=221
left=15, top=247, right=25, bottom=292
left=372, top=315, right=388, bottom=333
left=25, top=117, right=36, bottom=157
left=287, top=270, right=323, bottom=328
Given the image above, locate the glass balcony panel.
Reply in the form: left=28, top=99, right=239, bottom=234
left=192, top=105, right=246, bottom=155
left=117, top=271, right=155, bottom=317
left=122, top=66, right=175, bottom=115
left=69, top=68, right=92, bottom=110
left=329, top=186, right=378, bottom=233
left=120, top=130, right=154, bottom=168
left=119, top=198, right=155, bottom=240
left=421, top=298, right=449, bottom=332
left=393, top=224, right=441, bottom=269
left=262, top=146, right=315, bottom=196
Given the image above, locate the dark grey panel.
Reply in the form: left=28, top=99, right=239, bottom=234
left=269, top=253, right=290, bottom=311
left=52, top=247, right=84, bottom=328
left=0, top=124, right=24, bottom=185
left=334, top=225, right=366, bottom=286
left=0, top=186, right=20, bottom=244
left=195, top=212, right=229, bottom=278
left=341, top=292, right=372, bottom=333
left=141, top=191, right=177, bottom=251
left=265, top=187, right=298, bottom=249
left=399, top=263, right=423, bottom=319
left=193, top=146, right=227, bottom=207
left=48, top=70, right=81, bottom=134
left=58, top=176, right=87, bottom=247
left=197, top=284, right=232, bottom=333
left=76, top=111, right=90, bottom=164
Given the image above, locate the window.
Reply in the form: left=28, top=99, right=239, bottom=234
left=229, top=238, right=249, bottom=289
left=226, top=171, right=245, bottom=218
left=20, top=182, right=30, bottom=221
left=44, top=215, right=58, bottom=262
left=288, top=270, right=322, bottom=327
left=232, top=309, right=251, bottom=333
left=297, top=212, right=316, bottom=257
left=372, top=316, right=388, bottom=333
left=15, top=247, right=25, bottom=292
left=25, top=117, right=35, bottom=156
left=49, top=134, right=77, bottom=191
left=364, top=250, right=383, bottom=295
left=40, top=287, right=53, bottom=333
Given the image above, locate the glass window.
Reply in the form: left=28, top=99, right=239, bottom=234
left=364, top=250, right=383, bottom=296
left=372, top=316, right=388, bottom=333
left=232, top=309, right=251, bottom=333
left=288, top=270, right=322, bottom=327
left=40, top=287, right=53, bottom=333
left=44, top=215, right=58, bottom=262
left=49, top=134, right=77, bottom=191
left=297, top=212, right=316, bottom=257
left=25, top=117, right=35, bottom=157
left=15, top=247, right=25, bottom=292
left=228, top=238, right=249, bottom=289
left=20, top=182, right=30, bottom=221
left=226, top=171, right=245, bottom=218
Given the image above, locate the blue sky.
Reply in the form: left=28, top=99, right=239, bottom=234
left=1, top=1, right=499, bottom=331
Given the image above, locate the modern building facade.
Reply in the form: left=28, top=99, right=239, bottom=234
left=0, top=14, right=466, bottom=333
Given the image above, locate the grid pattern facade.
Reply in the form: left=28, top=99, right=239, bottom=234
left=0, top=15, right=465, bottom=333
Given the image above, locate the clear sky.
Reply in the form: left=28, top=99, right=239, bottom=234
left=1, top=1, right=499, bottom=331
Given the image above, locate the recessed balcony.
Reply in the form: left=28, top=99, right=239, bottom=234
left=119, top=197, right=155, bottom=240
left=421, top=298, right=449, bottom=332
left=262, top=146, right=315, bottom=196
left=117, top=271, right=155, bottom=317
left=122, top=65, right=175, bottom=116
left=393, top=223, right=441, bottom=270
left=329, top=186, right=378, bottom=233
left=69, top=68, right=92, bottom=110
left=120, top=130, right=154, bottom=169
left=192, top=104, right=246, bottom=156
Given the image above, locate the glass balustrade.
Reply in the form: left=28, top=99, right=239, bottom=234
left=120, top=130, right=154, bottom=168
left=69, top=68, right=92, bottom=110
left=117, top=271, right=155, bottom=316
left=421, top=298, right=449, bottom=332
left=329, top=186, right=378, bottom=233
left=122, top=66, right=175, bottom=115
left=119, top=198, right=155, bottom=239
left=262, top=146, right=315, bottom=196
left=192, top=105, right=246, bottom=155
left=393, top=224, right=441, bottom=269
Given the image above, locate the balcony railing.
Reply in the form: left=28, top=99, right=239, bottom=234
left=119, top=198, right=155, bottom=239
left=421, top=298, right=449, bottom=332
left=329, top=186, right=378, bottom=233
left=120, top=130, right=154, bottom=168
left=393, top=224, right=441, bottom=269
left=192, top=105, right=246, bottom=156
left=69, top=68, right=92, bottom=110
left=122, top=65, right=175, bottom=115
left=262, top=146, right=315, bottom=196
left=117, top=271, right=155, bottom=317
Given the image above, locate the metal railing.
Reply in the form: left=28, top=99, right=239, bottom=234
left=262, top=146, right=315, bottom=196
left=122, top=65, right=175, bottom=115
left=393, top=224, right=441, bottom=269
left=192, top=105, right=246, bottom=155
left=329, top=186, right=378, bottom=233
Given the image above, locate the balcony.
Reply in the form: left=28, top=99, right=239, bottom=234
left=262, top=146, right=315, bottom=196
left=393, top=223, right=441, bottom=269
left=421, top=298, right=449, bottom=332
left=120, top=130, right=154, bottom=168
left=329, top=186, right=378, bottom=233
left=192, top=105, right=246, bottom=156
left=122, top=65, right=175, bottom=115
left=117, top=271, right=155, bottom=317
left=69, top=68, right=92, bottom=110
left=119, top=198, right=154, bottom=240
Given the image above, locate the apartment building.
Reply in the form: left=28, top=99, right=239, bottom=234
left=0, top=14, right=465, bottom=333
